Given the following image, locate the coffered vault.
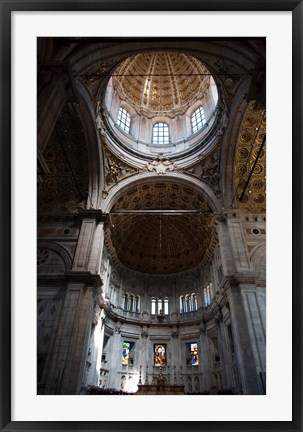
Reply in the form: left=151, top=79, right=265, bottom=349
left=106, top=181, right=213, bottom=274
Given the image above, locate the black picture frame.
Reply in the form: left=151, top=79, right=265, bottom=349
left=1, top=1, right=302, bottom=431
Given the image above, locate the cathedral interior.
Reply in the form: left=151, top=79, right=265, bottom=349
left=37, top=37, right=266, bottom=396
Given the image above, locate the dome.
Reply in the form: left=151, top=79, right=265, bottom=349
left=104, top=51, right=219, bottom=158
left=106, top=182, right=213, bottom=274
left=112, top=52, right=212, bottom=118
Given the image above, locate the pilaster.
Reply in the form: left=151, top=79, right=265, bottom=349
left=45, top=282, right=93, bottom=394
left=228, top=282, right=263, bottom=394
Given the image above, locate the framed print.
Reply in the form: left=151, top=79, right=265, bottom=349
left=1, top=1, right=302, bottom=431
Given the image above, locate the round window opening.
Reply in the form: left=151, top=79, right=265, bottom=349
left=252, top=228, right=261, bottom=235
left=104, top=52, right=219, bottom=157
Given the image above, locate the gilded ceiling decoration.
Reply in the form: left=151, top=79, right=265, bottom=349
left=102, top=146, right=141, bottom=198
left=38, top=103, right=89, bottom=213
left=234, top=101, right=266, bottom=212
left=202, top=55, right=244, bottom=101
left=79, top=63, right=113, bottom=103
left=112, top=52, right=210, bottom=116
left=184, top=148, right=221, bottom=197
left=106, top=182, right=213, bottom=274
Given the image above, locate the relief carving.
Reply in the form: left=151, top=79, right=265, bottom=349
left=104, top=150, right=138, bottom=187
left=185, top=151, right=221, bottom=196
left=79, top=63, right=111, bottom=98
left=95, top=101, right=107, bottom=136
left=146, top=156, right=176, bottom=175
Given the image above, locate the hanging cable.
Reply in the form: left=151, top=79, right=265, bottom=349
left=239, top=133, right=266, bottom=202
left=81, top=72, right=251, bottom=79
left=230, top=111, right=265, bottom=208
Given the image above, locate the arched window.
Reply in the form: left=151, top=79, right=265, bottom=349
left=135, top=296, right=140, bottom=313
left=123, top=293, right=128, bottom=310
left=158, top=298, right=163, bottom=314
left=117, top=107, right=131, bottom=133
left=185, top=294, right=191, bottom=312
left=129, top=295, right=134, bottom=312
left=151, top=298, right=156, bottom=315
left=191, top=293, right=197, bottom=311
left=180, top=296, right=185, bottom=313
left=164, top=298, right=169, bottom=315
left=152, top=122, right=169, bottom=144
left=191, top=106, right=206, bottom=133
left=204, top=283, right=213, bottom=307
left=208, top=283, right=212, bottom=304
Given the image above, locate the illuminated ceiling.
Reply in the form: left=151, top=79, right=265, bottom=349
left=112, top=52, right=211, bottom=117
left=106, top=182, right=213, bottom=274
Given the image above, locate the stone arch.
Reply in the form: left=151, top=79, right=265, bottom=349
left=100, top=171, right=222, bottom=214
left=250, top=244, right=266, bottom=275
left=37, top=241, right=73, bottom=272
left=75, top=81, right=103, bottom=209
left=220, top=77, right=251, bottom=208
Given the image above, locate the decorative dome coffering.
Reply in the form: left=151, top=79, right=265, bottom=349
left=106, top=182, right=213, bottom=274
left=104, top=51, right=219, bottom=158
left=112, top=52, right=211, bottom=118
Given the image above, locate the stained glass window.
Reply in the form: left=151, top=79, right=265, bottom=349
left=117, top=107, right=131, bottom=133
left=191, top=106, right=206, bottom=133
left=152, top=123, right=169, bottom=144
left=154, top=344, right=166, bottom=366
left=122, top=341, right=134, bottom=366
left=190, top=343, right=199, bottom=365
left=122, top=342, right=130, bottom=365
left=186, top=342, right=199, bottom=366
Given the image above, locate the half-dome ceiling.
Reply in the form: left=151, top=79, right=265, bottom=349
left=106, top=182, right=213, bottom=274
left=112, top=52, right=211, bottom=117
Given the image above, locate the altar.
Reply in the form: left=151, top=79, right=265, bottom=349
left=136, top=383, right=185, bottom=395
left=136, top=366, right=185, bottom=395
